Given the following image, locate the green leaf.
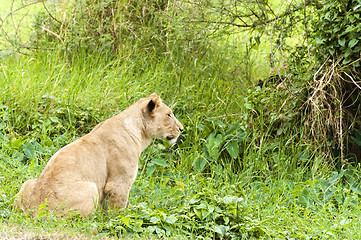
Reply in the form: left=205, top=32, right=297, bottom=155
left=151, top=158, right=168, bottom=167
left=150, top=216, right=160, bottom=224
left=348, top=39, right=359, bottom=48
left=214, top=225, right=229, bottom=236
left=122, top=216, right=131, bottom=227
left=193, top=208, right=202, bottom=219
left=194, top=156, right=207, bottom=172
left=237, top=130, right=247, bottom=142
left=215, top=134, right=223, bottom=145
left=328, top=47, right=335, bottom=55
left=244, top=101, right=254, bottom=110
left=344, top=168, right=361, bottom=195
left=327, top=171, right=343, bottom=186
left=207, top=204, right=215, bottom=213
left=226, top=140, right=239, bottom=159
left=11, top=137, right=25, bottom=148
left=165, top=215, right=178, bottom=225
left=299, top=191, right=309, bottom=207
left=50, top=116, right=59, bottom=123
left=345, top=25, right=356, bottom=33
left=22, top=143, right=36, bottom=159
left=225, top=123, right=241, bottom=136
left=342, top=57, right=352, bottom=65
left=338, top=37, right=346, bottom=47
left=206, top=118, right=225, bottom=128
left=353, top=4, right=361, bottom=11
left=349, top=182, right=361, bottom=195
left=221, top=195, right=243, bottom=204
left=208, top=132, right=223, bottom=149
left=146, top=165, right=156, bottom=177
left=314, top=36, right=324, bottom=45
left=344, top=48, right=352, bottom=58
left=206, top=132, right=223, bottom=159
left=189, top=197, right=200, bottom=204
left=196, top=123, right=204, bottom=131
left=324, top=186, right=336, bottom=201
left=353, top=45, right=361, bottom=53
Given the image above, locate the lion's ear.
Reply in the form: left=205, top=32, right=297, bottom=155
left=146, top=93, right=161, bottom=114
left=147, top=99, right=156, bottom=112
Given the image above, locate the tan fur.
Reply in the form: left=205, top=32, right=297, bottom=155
left=14, top=93, right=183, bottom=216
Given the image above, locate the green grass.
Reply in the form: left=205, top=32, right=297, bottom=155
left=2, top=154, right=361, bottom=239
left=0, top=47, right=361, bottom=239
left=1, top=3, right=361, bottom=237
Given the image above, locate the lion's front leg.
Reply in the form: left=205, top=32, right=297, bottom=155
left=103, top=179, right=132, bottom=210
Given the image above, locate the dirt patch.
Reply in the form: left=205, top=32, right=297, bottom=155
left=0, top=223, right=112, bottom=240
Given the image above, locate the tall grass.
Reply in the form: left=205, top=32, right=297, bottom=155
left=1, top=43, right=360, bottom=238
left=1, top=2, right=361, bottom=238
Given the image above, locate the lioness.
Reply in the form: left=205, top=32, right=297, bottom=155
left=14, top=93, right=183, bottom=216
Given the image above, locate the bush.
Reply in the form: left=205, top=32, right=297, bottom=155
left=313, top=0, right=361, bottom=67
left=305, top=0, right=361, bottom=162
left=32, top=0, right=172, bottom=54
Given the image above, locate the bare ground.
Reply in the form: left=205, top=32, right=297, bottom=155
left=0, top=223, right=112, bottom=240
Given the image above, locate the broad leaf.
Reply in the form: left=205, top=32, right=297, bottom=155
left=151, top=158, right=168, bottom=167
left=226, top=140, right=239, bottom=159
left=194, top=156, right=207, bottom=172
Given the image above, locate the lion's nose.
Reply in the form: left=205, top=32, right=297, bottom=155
left=179, top=127, right=184, bottom=132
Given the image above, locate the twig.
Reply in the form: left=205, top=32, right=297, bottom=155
left=0, top=0, right=46, bottom=54
left=42, top=26, right=64, bottom=43
left=189, top=20, right=252, bottom=28
left=189, top=5, right=303, bottom=29
left=303, top=0, right=311, bottom=61
left=0, top=0, right=45, bottom=25
left=344, top=71, right=361, bottom=90
left=42, top=1, right=62, bottom=25
left=304, top=56, right=330, bottom=111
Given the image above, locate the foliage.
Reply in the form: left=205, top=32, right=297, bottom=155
left=299, top=0, right=361, bottom=162
left=313, top=0, right=361, bottom=66
left=31, top=0, right=169, bottom=53
left=0, top=40, right=344, bottom=238
left=181, top=0, right=306, bottom=35
left=29, top=0, right=206, bottom=57
left=90, top=167, right=361, bottom=239
left=2, top=0, right=361, bottom=239
left=3, top=160, right=361, bottom=239
left=182, top=118, right=246, bottom=173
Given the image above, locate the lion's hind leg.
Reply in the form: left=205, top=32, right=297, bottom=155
left=54, top=181, right=100, bottom=216
left=14, top=178, right=37, bottom=212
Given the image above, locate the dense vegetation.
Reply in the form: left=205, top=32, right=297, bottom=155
left=1, top=0, right=361, bottom=239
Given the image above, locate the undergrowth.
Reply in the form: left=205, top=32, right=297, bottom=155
left=1, top=46, right=361, bottom=239
left=3, top=156, right=361, bottom=239
left=1, top=0, right=361, bottom=239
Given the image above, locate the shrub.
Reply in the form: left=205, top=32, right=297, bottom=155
left=305, top=0, right=361, bottom=163
left=31, top=0, right=172, bottom=54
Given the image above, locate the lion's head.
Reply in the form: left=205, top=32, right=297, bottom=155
left=143, top=93, right=183, bottom=143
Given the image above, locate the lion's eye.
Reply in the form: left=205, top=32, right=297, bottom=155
left=167, top=113, right=172, bottom=118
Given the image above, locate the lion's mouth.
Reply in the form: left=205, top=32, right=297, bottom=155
left=166, top=134, right=179, bottom=143
left=166, top=136, right=175, bottom=141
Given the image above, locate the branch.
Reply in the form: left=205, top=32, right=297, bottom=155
left=41, top=26, right=64, bottom=43
left=0, top=0, right=45, bottom=25
left=42, top=1, right=63, bottom=25
left=188, top=5, right=303, bottom=29
left=189, top=20, right=252, bottom=28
